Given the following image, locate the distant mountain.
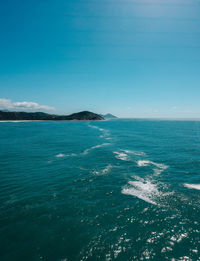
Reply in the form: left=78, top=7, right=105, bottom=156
left=0, top=110, right=104, bottom=121
left=100, top=113, right=118, bottom=119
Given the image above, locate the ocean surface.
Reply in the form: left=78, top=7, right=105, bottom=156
left=1, top=119, right=200, bottom=261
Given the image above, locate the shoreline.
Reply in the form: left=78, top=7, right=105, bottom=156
left=0, top=119, right=105, bottom=122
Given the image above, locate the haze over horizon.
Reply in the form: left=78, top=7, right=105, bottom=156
left=0, top=0, right=200, bottom=118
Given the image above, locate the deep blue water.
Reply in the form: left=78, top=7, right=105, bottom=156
left=1, top=120, right=200, bottom=261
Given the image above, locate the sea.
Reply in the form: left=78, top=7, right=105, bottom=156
left=1, top=119, right=200, bottom=261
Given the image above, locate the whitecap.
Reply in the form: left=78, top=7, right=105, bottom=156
left=122, top=179, right=159, bottom=205
left=121, top=175, right=168, bottom=205
left=153, top=162, right=168, bottom=170
left=137, top=160, right=168, bottom=169
left=55, top=153, right=77, bottom=158
left=137, top=160, right=152, bottom=167
left=102, top=164, right=113, bottom=174
left=114, top=151, right=129, bottom=161
left=123, top=149, right=146, bottom=156
left=92, top=164, right=113, bottom=175
left=137, top=160, right=168, bottom=175
left=153, top=169, right=163, bottom=176
left=56, top=153, right=66, bottom=158
left=184, top=183, right=200, bottom=190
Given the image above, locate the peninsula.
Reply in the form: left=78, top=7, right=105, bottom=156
left=0, top=110, right=104, bottom=121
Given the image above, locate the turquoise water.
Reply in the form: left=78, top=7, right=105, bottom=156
left=1, top=120, right=200, bottom=261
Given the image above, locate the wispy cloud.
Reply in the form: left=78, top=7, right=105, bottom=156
left=0, top=98, right=55, bottom=112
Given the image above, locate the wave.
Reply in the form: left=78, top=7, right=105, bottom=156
left=56, top=143, right=109, bottom=158
left=92, top=164, right=113, bottom=175
left=122, top=176, right=168, bottom=205
left=99, top=130, right=110, bottom=138
left=137, top=160, right=168, bottom=175
left=183, top=183, right=200, bottom=190
left=55, top=153, right=77, bottom=158
left=88, top=124, right=104, bottom=132
left=137, top=160, right=151, bottom=167
left=102, top=164, right=113, bottom=174
left=113, top=151, right=129, bottom=161
left=122, top=178, right=159, bottom=205
left=123, top=149, right=146, bottom=156
left=88, top=124, right=110, bottom=139
left=153, top=169, right=163, bottom=176
left=114, top=149, right=147, bottom=162
left=83, top=143, right=110, bottom=155
left=56, top=153, right=66, bottom=158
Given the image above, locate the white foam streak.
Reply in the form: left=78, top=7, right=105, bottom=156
left=102, top=164, right=113, bottom=174
left=184, top=183, right=200, bottom=190
left=56, top=153, right=77, bottom=158
left=153, top=169, right=163, bottom=176
left=137, top=160, right=168, bottom=175
left=56, top=153, right=66, bottom=158
left=88, top=124, right=103, bottom=131
left=137, top=160, right=151, bottom=167
left=114, top=149, right=147, bottom=162
left=123, top=149, right=146, bottom=156
left=83, top=143, right=109, bottom=155
left=88, top=124, right=110, bottom=139
left=93, top=164, right=113, bottom=175
left=56, top=143, right=109, bottom=158
left=114, top=152, right=129, bottom=161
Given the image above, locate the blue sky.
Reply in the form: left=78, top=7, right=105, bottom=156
left=0, top=0, right=200, bottom=117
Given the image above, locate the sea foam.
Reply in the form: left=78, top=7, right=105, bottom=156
left=137, top=160, right=168, bottom=175
left=123, top=149, right=146, bottom=156
left=114, top=151, right=129, bottom=161
left=184, top=183, right=200, bottom=190
left=122, top=178, right=159, bottom=205
left=83, top=143, right=110, bottom=155
left=55, top=153, right=77, bottom=158
left=102, top=164, right=113, bottom=174
left=92, top=164, right=113, bottom=175
left=56, top=153, right=66, bottom=158
left=121, top=175, right=171, bottom=205
left=88, top=124, right=110, bottom=139
left=56, top=143, right=109, bottom=158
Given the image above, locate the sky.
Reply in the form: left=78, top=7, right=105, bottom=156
left=0, top=0, right=200, bottom=118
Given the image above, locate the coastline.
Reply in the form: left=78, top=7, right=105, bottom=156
left=0, top=119, right=105, bottom=122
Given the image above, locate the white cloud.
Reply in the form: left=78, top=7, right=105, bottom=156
left=0, top=98, right=55, bottom=112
